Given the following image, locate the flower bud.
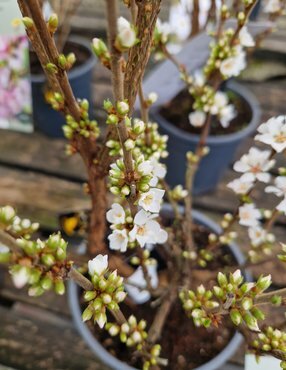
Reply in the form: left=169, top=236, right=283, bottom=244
left=55, top=280, right=65, bottom=295
left=58, top=54, right=67, bottom=69
left=230, top=309, right=242, bottom=326
left=82, top=306, right=93, bottom=322
left=124, top=139, right=135, bottom=151
left=22, top=17, right=34, bottom=29
left=116, top=101, right=129, bottom=115
left=48, top=14, right=58, bottom=33
left=106, top=114, right=119, bottom=125
left=84, top=291, right=97, bottom=301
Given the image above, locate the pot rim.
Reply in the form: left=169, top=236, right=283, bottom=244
left=150, top=80, right=261, bottom=146
left=68, top=206, right=250, bottom=370
left=30, top=35, right=96, bottom=83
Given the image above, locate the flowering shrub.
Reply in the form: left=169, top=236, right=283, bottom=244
left=1, top=0, right=286, bottom=369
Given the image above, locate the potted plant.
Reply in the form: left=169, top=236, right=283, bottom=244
left=140, top=6, right=279, bottom=193
left=29, top=0, right=96, bottom=137
left=1, top=1, right=286, bottom=370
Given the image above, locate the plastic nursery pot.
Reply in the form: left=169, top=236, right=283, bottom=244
left=68, top=204, right=250, bottom=370
left=30, top=36, right=96, bottom=138
left=151, top=80, right=261, bottom=194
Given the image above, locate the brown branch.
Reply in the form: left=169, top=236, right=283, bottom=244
left=0, top=229, right=21, bottom=254
left=124, top=0, right=162, bottom=110
left=190, top=0, right=200, bottom=37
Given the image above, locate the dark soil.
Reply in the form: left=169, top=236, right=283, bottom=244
left=81, top=223, right=238, bottom=370
left=160, top=87, right=252, bottom=136
left=29, top=40, right=91, bottom=75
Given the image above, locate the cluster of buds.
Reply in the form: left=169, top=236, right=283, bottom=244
left=134, top=122, right=168, bottom=161
left=10, top=233, right=70, bottom=296
left=106, top=315, right=147, bottom=347
left=57, top=53, right=76, bottom=71
left=0, top=206, right=39, bottom=237
left=109, top=156, right=154, bottom=197
left=179, top=285, right=219, bottom=328
left=169, top=185, right=188, bottom=202
left=251, top=327, right=286, bottom=369
left=82, top=255, right=126, bottom=328
left=63, top=99, right=100, bottom=140
left=92, top=38, right=111, bottom=68
left=143, top=344, right=165, bottom=370
left=214, top=271, right=271, bottom=331
left=180, top=270, right=272, bottom=332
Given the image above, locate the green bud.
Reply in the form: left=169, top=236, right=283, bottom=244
left=22, top=17, right=34, bottom=29
left=41, top=276, right=53, bottom=290
left=55, top=280, right=65, bottom=295
left=251, top=307, right=265, bottom=321
left=58, top=54, right=67, bottom=69
left=45, top=63, right=58, bottom=74
left=217, top=272, right=228, bottom=288
left=230, top=309, right=242, bottom=326
left=84, top=290, right=97, bottom=301
left=82, top=306, right=93, bottom=322
left=241, top=297, right=253, bottom=311
left=121, top=185, right=130, bottom=196
left=107, top=114, right=119, bottom=125
left=28, top=285, right=45, bottom=297
left=124, top=139, right=135, bottom=151
left=48, top=14, right=58, bottom=32
left=103, top=99, right=113, bottom=112
left=41, top=254, right=56, bottom=267
left=271, top=295, right=282, bottom=306
left=67, top=53, right=76, bottom=66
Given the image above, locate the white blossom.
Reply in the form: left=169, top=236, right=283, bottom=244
left=137, top=159, right=153, bottom=176
left=188, top=111, right=206, bottom=128
left=11, top=267, right=30, bottom=289
left=139, top=188, right=165, bottom=213
left=233, top=147, right=275, bottom=183
left=248, top=226, right=268, bottom=247
left=220, top=47, right=246, bottom=77
left=149, top=157, right=167, bottom=187
left=117, top=17, right=137, bottom=49
left=265, top=176, right=286, bottom=197
left=219, top=104, right=236, bottom=128
left=106, top=203, right=126, bottom=225
left=125, top=263, right=158, bottom=304
left=255, top=116, right=286, bottom=153
left=88, top=254, right=108, bottom=276
left=239, top=27, right=255, bottom=48
left=156, top=19, right=172, bottom=43
left=239, top=203, right=261, bottom=227
left=227, top=177, right=254, bottom=194
left=129, top=209, right=168, bottom=247
left=108, top=229, right=129, bottom=252
left=276, top=198, right=286, bottom=214
left=264, top=0, right=282, bottom=13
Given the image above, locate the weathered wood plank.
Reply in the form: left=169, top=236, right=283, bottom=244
left=0, top=303, right=107, bottom=370
left=0, top=166, right=89, bottom=229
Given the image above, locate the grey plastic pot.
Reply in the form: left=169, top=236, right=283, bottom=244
left=68, top=205, right=249, bottom=370
left=31, top=36, right=95, bottom=138
left=151, top=80, right=261, bottom=194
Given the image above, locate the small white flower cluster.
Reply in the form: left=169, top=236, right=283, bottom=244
left=227, top=117, right=286, bottom=258
left=219, top=27, right=254, bottom=79
left=107, top=200, right=168, bottom=252
left=189, top=90, right=236, bottom=129
left=264, top=0, right=284, bottom=13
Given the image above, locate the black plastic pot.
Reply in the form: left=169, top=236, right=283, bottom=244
left=151, top=81, right=261, bottom=194
left=30, top=36, right=95, bottom=138
left=68, top=206, right=249, bottom=370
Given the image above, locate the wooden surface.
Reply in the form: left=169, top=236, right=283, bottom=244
left=0, top=7, right=286, bottom=370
